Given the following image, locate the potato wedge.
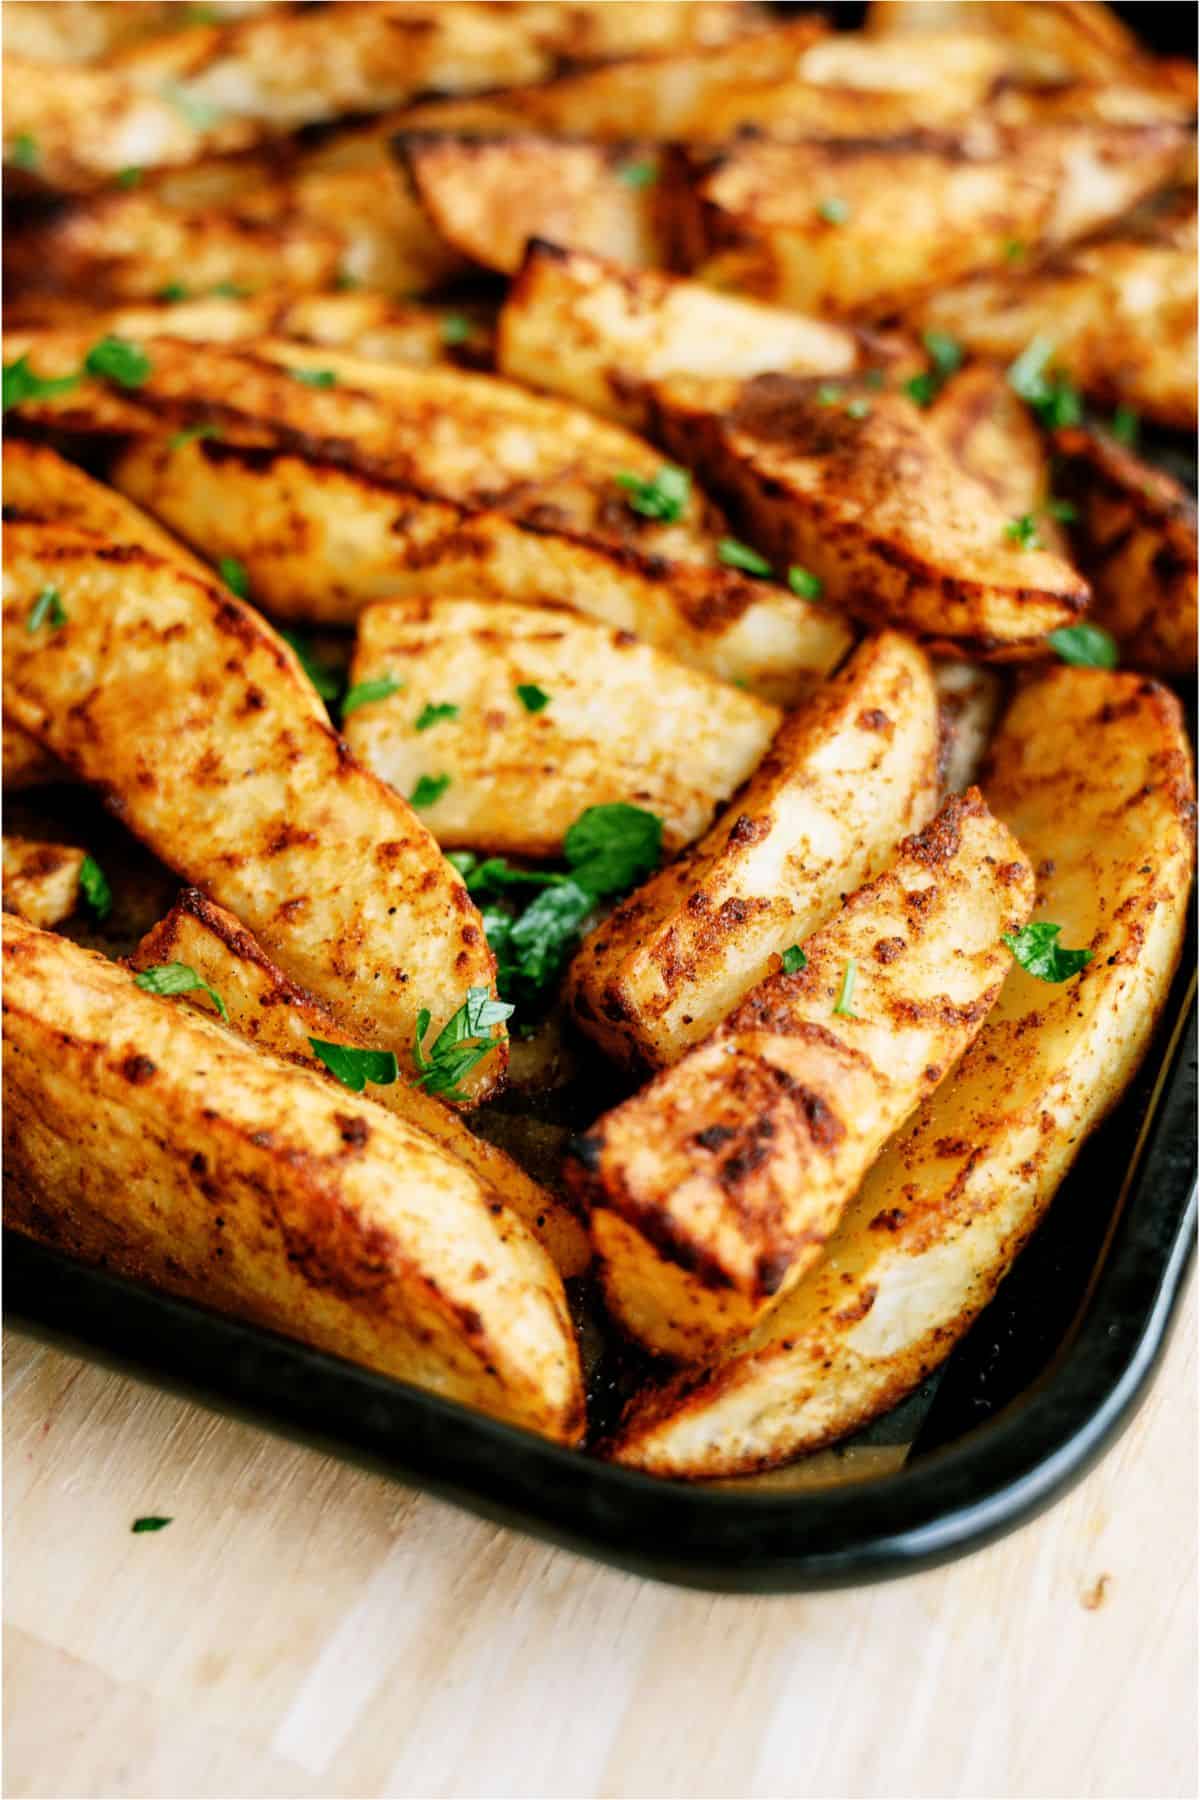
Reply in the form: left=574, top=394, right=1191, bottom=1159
left=3, top=914, right=583, bottom=1441
left=867, top=1, right=1146, bottom=84
left=612, top=667, right=1195, bottom=1476
left=926, top=362, right=1067, bottom=551
left=398, top=132, right=670, bottom=275
left=2, top=726, right=66, bottom=791
left=1052, top=427, right=1198, bottom=676
left=3, top=518, right=503, bottom=1097
left=645, top=374, right=1089, bottom=658
left=914, top=219, right=1199, bottom=431
left=343, top=597, right=780, bottom=857
left=670, top=122, right=1188, bottom=320
left=2, top=836, right=87, bottom=928
left=933, top=659, right=1006, bottom=797
left=3, top=1, right=230, bottom=64
left=566, top=632, right=940, bottom=1069
left=130, top=889, right=589, bottom=1279
left=566, top=788, right=1034, bottom=1361
left=497, top=240, right=878, bottom=427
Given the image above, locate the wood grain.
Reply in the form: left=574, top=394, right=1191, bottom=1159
left=4, top=1279, right=1195, bottom=1800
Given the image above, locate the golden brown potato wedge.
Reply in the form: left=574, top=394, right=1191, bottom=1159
left=3, top=914, right=583, bottom=1441
left=3, top=516, right=503, bottom=1097
left=497, top=240, right=874, bottom=427
left=867, top=1, right=1146, bottom=83
left=399, top=132, right=670, bottom=275
left=566, top=788, right=1034, bottom=1361
left=2, top=836, right=87, bottom=928
left=933, top=659, right=1006, bottom=797
left=926, top=362, right=1067, bottom=552
left=1052, top=428, right=1198, bottom=676
left=4, top=2, right=283, bottom=65
left=1, top=726, right=66, bottom=791
left=914, top=221, right=1199, bottom=430
left=343, top=597, right=780, bottom=857
left=567, top=632, right=940, bottom=1070
left=645, top=374, right=1089, bottom=658
left=130, top=889, right=589, bottom=1280
left=670, top=122, right=1188, bottom=321
left=612, top=667, right=1195, bottom=1476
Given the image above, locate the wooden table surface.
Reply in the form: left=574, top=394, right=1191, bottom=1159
left=5, top=1277, right=1195, bottom=1800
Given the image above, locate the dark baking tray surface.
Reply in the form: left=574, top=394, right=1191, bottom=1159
left=6, top=956, right=1194, bottom=1594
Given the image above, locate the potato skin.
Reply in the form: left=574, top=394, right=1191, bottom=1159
left=344, top=597, right=780, bottom=857
left=2, top=836, right=86, bottom=928
left=567, top=789, right=1034, bottom=1361
left=567, top=631, right=940, bottom=1068
left=1052, top=427, right=1198, bottom=675
left=2, top=916, right=583, bottom=1442
left=612, top=668, right=1195, bottom=1477
left=670, top=122, right=1187, bottom=321
left=131, top=889, right=590, bottom=1280
left=3, top=520, right=503, bottom=1097
left=646, top=374, right=1089, bottom=659
left=497, top=240, right=867, bottom=427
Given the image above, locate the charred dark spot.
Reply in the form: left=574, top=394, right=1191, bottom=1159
left=873, top=936, right=906, bottom=964
left=120, top=1054, right=157, bottom=1085
left=869, top=1207, right=906, bottom=1232
left=693, top=1123, right=734, bottom=1152
left=335, top=1113, right=370, bottom=1148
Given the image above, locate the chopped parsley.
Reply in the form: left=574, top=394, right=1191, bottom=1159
left=78, top=855, right=113, bottom=921
left=845, top=397, right=872, bottom=421
left=1045, top=498, right=1078, bottom=524
left=618, top=159, right=657, bottom=188
left=905, top=329, right=964, bottom=407
left=415, top=701, right=460, bottom=732
left=157, top=281, right=189, bottom=303
left=817, top=196, right=850, bottom=224
left=410, top=772, right=451, bottom=809
left=84, top=335, right=152, bottom=388
left=3, top=355, right=82, bottom=412
left=308, top=1039, right=399, bottom=1092
left=412, top=987, right=514, bottom=1100
left=116, top=166, right=143, bottom=188
left=781, top=945, right=807, bottom=975
left=167, top=421, right=222, bottom=449
left=1004, top=238, right=1026, bottom=262
left=516, top=683, right=550, bottom=714
left=1007, top=336, right=1083, bottom=430
left=616, top=464, right=691, bottom=523
left=1005, top=513, right=1041, bottom=551
left=816, top=383, right=843, bottom=406
left=27, top=586, right=67, bottom=632
left=341, top=675, right=404, bottom=719
left=1110, top=404, right=1139, bottom=447
left=788, top=566, right=824, bottom=601
left=11, top=133, right=38, bottom=169
left=1004, top=922, right=1093, bottom=983
left=833, top=957, right=858, bottom=1018
left=218, top=555, right=249, bottom=598
left=210, top=280, right=247, bottom=298
left=134, top=961, right=228, bottom=1020
left=288, top=366, right=337, bottom=388
left=280, top=628, right=343, bottom=705
left=131, top=1516, right=172, bottom=1533
left=718, top=538, right=772, bottom=578
left=1047, top=623, right=1118, bottom=669
left=440, top=313, right=471, bottom=345
left=476, top=803, right=663, bottom=1014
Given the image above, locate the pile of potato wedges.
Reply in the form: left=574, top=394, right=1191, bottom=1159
left=2, top=0, right=1195, bottom=1480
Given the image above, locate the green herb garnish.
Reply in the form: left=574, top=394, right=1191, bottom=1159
left=78, top=855, right=113, bottom=921
left=3, top=355, right=82, bottom=412
left=515, top=683, right=550, bottom=714
left=116, top=166, right=143, bottom=188
left=440, top=313, right=471, bottom=345
left=308, top=1039, right=399, bottom=1092
left=218, top=555, right=249, bottom=598
left=410, top=772, right=451, bottom=809
left=1110, top=404, right=1139, bottom=447
left=833, top=957, right=858, bottom=1017
left=27, top=586, right=66, bottom=632
left=1005, top=513, right=1042, bottom=551
left=415, top=701, right=460, bottom=732
left=718, top=538, right=772, bottom=578
left=1007, top=336, right=1083, bottom=429
left=787, top=566, right=824, bottom=601
left=209, top=280, right=247, bottom=298
left=157, top=281, right=189, bottom=303
left=618, top=159, right=657, bottom=188
left=412, top=987, right=514, bottom=1100
left=1045, top=498, right=1078, bottom=523
left=817, top=197, right=850, bottom=224
left=11, top=134, right=38, bottom=169
left=845, top=397, right=872, bottom=421
left=288, top=366, right=337, bottom=388
left=616, top=464, right=691, bottom=523
left=134, top=961, right=227, bottom=1019
left=84, top=335, right=151, bottom=388
left=1004, top=922, right=1093, bottom=983
left=1047, top=623, right=1118, bottom=668
left=167, top=421, right=222, bottom=449
left=132, top=1516, right=172, bottom=1533
left=1004, top=238, right=1025, bottom=262
left=342, top=675, right=404, bottom=719
left=816, top=383, right=843, bottom=406
left=905, top=330, right=963, bottom=407
left=161, top=84, right=225, bottom=130
left=781, top=945, right=807, bottom=975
